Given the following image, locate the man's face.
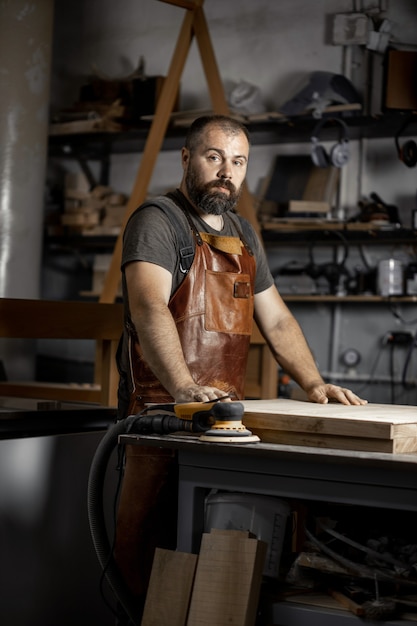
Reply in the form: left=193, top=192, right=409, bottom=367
left=183, top=125, right=249, bottom=215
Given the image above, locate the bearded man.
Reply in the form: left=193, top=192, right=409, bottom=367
left=114, top=115, right=366, bottom=618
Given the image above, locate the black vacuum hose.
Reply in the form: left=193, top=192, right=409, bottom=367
left=87, top=411, right=197, bottom=624
left=87, top=416, right=141, bottom=625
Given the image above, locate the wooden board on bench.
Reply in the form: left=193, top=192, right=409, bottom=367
left=242, top=399, right=417, bottom=453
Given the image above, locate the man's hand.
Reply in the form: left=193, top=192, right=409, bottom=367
left=307, top=383, right=367, bottom=406
left=174, top=385, right=232, bottom=404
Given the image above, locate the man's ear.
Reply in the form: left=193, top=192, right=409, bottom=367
left=181, top=147, right=190, bottom=169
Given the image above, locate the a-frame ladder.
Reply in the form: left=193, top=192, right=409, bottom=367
left=99, top=0, right=260, bottom=304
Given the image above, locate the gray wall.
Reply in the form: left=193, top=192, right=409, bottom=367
left=1, top=3, right=417, bottom=626
left=48, top=0, right=417, bottom=404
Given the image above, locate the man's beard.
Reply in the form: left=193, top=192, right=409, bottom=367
left=186, top=165, right=242, bottom=216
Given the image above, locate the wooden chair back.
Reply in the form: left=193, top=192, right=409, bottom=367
left=0, top=299, right=123, bottom=406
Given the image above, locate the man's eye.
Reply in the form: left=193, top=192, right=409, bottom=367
left=208, top=154, right=220, bottom=162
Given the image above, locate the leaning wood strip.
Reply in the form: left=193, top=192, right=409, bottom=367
left=142, top=548, right=197, bottom=626
left=187, top=530, right=266, bottom=626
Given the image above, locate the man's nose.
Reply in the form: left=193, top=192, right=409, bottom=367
left=218, top=162, right=232, bottom=179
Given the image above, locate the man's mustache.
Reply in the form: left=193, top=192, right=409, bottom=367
left=209, top=179, right=237, bottom=194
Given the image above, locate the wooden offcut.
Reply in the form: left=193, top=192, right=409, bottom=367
left=186, top=529, right=267, bottom=626
left=329, top=589, right=366, bottom=617
left=242, top=399, right=417, bottom=453
left=302, top=165, right=339, bottom=205
left=258, top=156, right=339, bottom=221
left=141, top=548, right=197, bottom=626
left=287, top=166, right=339, bottom=215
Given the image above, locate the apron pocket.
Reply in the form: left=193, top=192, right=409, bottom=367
left=205, top=270, right=254, bottom=334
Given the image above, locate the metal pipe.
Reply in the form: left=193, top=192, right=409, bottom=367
left=0, top=0, right=54, bottom=378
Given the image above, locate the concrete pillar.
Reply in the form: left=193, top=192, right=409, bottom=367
left=0, top=0, right=54, bottom=378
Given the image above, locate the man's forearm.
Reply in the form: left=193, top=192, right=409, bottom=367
left=266, top=316, right=325, bottom=393
left=132, top=305, right=195, bottom=397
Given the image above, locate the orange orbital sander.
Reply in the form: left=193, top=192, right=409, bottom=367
left=175, top=400, right=260, bottom=443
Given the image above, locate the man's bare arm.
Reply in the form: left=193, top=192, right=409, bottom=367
left=254, top=285, right=367, bottom=405
left=125, top=261, right=229, bottom=402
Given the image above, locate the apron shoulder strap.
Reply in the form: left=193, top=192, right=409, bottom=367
left=127, top=191, right=255, bottom=273
left=227, top=212, right=255, bottom=257
left=129, top=194, right=197, bottom=274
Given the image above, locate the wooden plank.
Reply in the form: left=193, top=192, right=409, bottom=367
left=0, top=299, right=123, bottom=339
left=0, top=382, right=102, bottom=404
left=142, top=548, right=197, bottom=626
left=328, top=589, right=365, bottom=616
left=249, top=428, right=417, bottom=453
left=261, top=220, right=392, bottom=231
left=283, top=590, right=348, bottom=609
left=242, top=399, right=417, bottom=440
left=245, top=412, right=398, bottom=439
left=392, top=436, right=417, bottom=454
left=187, top=529, right=266, bottom=626
left=241, top=399, right=417, bottom=452
left=288, top=200, right=330, bottom=214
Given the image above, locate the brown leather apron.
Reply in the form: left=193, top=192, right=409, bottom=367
left=115, top=227, right=256, bottom=599
left=126, top=229, right=256, bottom=413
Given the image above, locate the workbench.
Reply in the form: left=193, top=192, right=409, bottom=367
left=0, top=396, right=117, bottom=439
left=121, top=431, right=417, bottom=625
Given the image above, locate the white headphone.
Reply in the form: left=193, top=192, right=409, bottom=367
left=311, top=117, right=350, bottom=168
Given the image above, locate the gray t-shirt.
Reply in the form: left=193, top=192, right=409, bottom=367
left=122, top=190, right=273, bottom=297
left=117, top=190, right=274, bottom=415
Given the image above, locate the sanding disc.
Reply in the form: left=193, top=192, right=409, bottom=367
left=200, top=430, right=260, bottom=443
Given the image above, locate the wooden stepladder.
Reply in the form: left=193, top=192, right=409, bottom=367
left=99, top=0, right=261, bottom=304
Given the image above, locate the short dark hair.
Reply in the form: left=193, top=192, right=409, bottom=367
left=184, top=115, right=250, bottom=153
